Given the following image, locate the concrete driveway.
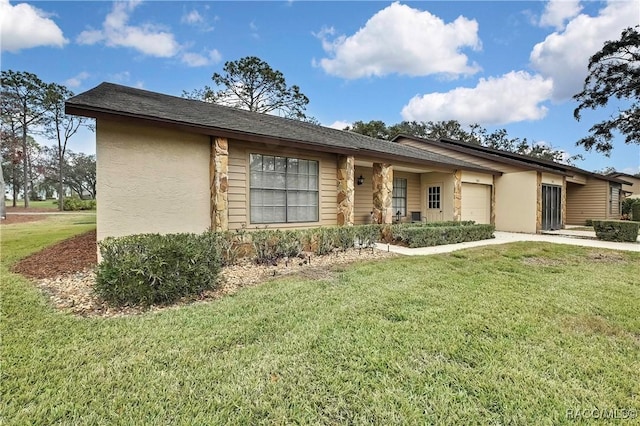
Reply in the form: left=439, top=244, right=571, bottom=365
left=375, top=231, right=640, bottom=256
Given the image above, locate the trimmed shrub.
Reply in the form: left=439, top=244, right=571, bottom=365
left=593, top=220, right=639, bottom=242
left=56, top=197, right=96, bottom=211
left=392, top=224, right=495, bottom=248
left=354, top=224, right=382, bottom=248
left=585, top=219, right=594, bottom=227
left=95, top=232, right=222, bottom=306
left=250, top=229, right=303, bottom=264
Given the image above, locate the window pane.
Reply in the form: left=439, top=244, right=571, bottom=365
left=250, top=154, right=319, bottom=223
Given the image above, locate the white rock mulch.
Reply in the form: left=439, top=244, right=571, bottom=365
left=35, top=247, right=398, bottom=318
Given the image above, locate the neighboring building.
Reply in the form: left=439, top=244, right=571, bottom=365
left=607, top=172, right=640, bottom=198
left=66, top=83, right=500, bottom=243
left=393, top=135, right=627, bottom=229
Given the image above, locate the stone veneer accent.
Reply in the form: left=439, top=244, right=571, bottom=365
left=337, top=155, right=355, bottom=226
left=453, top=170, right=462, bottom=221
left=536, top=171, right=542, bottom=233
left=372, top=163, right=393, bottom=224
left=210, top=137, right=229, bottom=231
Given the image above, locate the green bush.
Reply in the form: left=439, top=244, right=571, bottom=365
left=633, top=203, right=640, bottom=222
left=621, top=198, right=640, bottom=217
left=392, top=224, right=495, bottom=248
left=592, top=220, right=639, bottom=242
left=95, top=232, right=222, bottom=306
left=55, top=197, right=96, bottom=211
left=250, top=229, right=303, bottom=264
left=585, top=219, right=594, bottom=226
left=354, top=224, right=382, bottom=248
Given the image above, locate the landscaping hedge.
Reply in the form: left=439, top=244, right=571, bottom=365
left=95, top=221, right=496, bottom=306
left=96, top=232, right=222, bottom=306
left=391, top=224, right=495, bottom=248
left=592, top=220, right=640, bottom=242
left=54, top=197, right=96, bottom=211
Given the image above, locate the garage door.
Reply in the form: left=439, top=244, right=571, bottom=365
left=461, top=183, right=491, bottom=224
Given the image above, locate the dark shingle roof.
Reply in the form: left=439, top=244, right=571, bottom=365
left=393, top=134, right=629, bottom=183
left=66, top=83, right=499, bottom=174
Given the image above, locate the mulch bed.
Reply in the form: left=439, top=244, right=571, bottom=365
left=10, top=229, right=398, bottom=318
left=11, top=230, right=98, bottom=279
left=1, top=214, right=51, bottom=225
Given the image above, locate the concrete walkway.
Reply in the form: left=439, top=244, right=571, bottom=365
left=375, top=231, right=640, bottom=255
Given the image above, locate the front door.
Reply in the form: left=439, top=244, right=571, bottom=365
left=425, top=184, right=444, bottom=222
left=542, top=184, right=562, bottom=230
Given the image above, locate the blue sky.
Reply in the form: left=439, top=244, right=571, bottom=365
left=2, top=0, right=639, bottom=174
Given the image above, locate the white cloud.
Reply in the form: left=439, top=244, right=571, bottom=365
left=65, top=72, right=90, bottom=88
left=530, top=0, right=639, bottom=101
left=327, top=120, right=352, bottom=130
left=181, top=49, right=222, bottom=67
left=316, top=2, right=481, bottom=79
left=539, top=0, right=582, bottom=30
left=76, top=0, right=180, bottom=57
left=401, top=71, right=553, bottom=125
left=182, top=10, right=203, bottom=25
left=0, top=0, right=67, bottom=52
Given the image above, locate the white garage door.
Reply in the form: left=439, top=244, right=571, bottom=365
left=461, top=183, right=491, bottom=224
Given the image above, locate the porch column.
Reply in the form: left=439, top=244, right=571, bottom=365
left=337, top=155, right=355, bottom=226
left=453, top=170, right=462, bottom=221
left=210, top=136, right=229, bottom=232
left=491, top=176, right=496, bottom=225
left=372, top=162, right=393, bottom=224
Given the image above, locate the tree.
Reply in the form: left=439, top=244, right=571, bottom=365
left=44, top=84, right=94, bottom=210
left=183, top=56, right=310, bottom=119
left=344, top=120, right=390, bottom=139
left=0, top=70, right=51, bottom=208
left=573, top=26, right=640, bottom=155
left=347, top=119, right=581, bottom=164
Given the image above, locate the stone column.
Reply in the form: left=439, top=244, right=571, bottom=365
left=372, top=163, right=393, bottom=224
left=536, top=171, right=542, bottom=233
left=453, top=170, right=462, bottom=221
left=210, top=137, right=229, bottom=232
left=337, top=155, right=355, bottom=226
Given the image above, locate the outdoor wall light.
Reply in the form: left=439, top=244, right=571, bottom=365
left=396, top=210, right=402, bottom=223
left=357, top=175, right=364, bottom=185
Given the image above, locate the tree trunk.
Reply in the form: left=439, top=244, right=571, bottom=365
left=21, top=121, right=29, bottom=208
left=11, top=162, right=17, bottom=207
left=58, top=154, right=64, bottom=211
left=0, top=162, right=6, bottom=220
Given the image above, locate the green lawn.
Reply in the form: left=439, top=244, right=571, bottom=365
left=1, top=217, right=639, bottom=425
left=7, top=199, right=60, bottom=210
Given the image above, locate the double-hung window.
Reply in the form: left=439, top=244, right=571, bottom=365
left=428, top=186, right=441, bottom=209
left=392, top=178, right=407, bottom=217
left=250, top=154, right=319, bottom=223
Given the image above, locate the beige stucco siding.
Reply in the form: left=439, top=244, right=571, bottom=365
left=96, top=120, right=210, bottom=242
left=494, top=171, right=537, bottom=233
left=566, top=177, right=608, bottom=225
left=227, top=140, right=338, bottom=230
